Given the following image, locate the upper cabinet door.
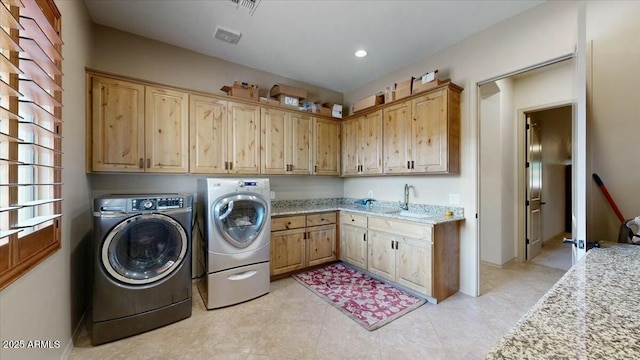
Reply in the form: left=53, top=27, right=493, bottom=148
left=360, top=110, right=383, bottom=175
left=314, top=118, right=340, bottom=175
left=290, top=113, right=313, bottom=175
left=145, top=86, right=189, bottom=173
left=261, top=108, right=288, bottom=174
left=382, top=101, right=412, bottom=174
left=412, top=90, right=448, bottom=173
left=91, top=76, right=145, bottom=172
left=228, top=101, right=261, bottom=174
left=190, top=94, right=228, bottom=174
left=341, top=117, right=360, bottom=176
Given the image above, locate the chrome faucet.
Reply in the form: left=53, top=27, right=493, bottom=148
left=400, top=184, right=410, bottom=210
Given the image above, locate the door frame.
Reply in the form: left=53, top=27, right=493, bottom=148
left=516, top=102, right=573, bottom=262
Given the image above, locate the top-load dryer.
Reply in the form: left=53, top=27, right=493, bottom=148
left=197, top=178, right=271, bottom=309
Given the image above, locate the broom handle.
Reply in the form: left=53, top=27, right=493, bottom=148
left=592, top=173, right=625, bottom=223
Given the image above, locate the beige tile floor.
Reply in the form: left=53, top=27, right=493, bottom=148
left=71, top=262, right=565, bottom=360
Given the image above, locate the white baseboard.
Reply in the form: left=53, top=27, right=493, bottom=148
left=481, top=257, right=516, bottom=269
left=61, top=309, right=88, bottom=360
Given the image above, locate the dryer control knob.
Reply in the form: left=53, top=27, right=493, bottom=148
left=238, top=181, right=245, bottom=187
left=142, top=200, right=154, bottom=209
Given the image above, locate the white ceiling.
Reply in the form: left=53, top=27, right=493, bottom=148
left=83, top=0, right=543, bottom=92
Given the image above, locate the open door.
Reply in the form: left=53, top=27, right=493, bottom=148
left=526, top=115, right=543, bottom=260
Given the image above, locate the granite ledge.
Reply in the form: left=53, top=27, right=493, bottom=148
left=271, top=198, right=464, bottom=225
left=486, top=243, right=640, bottom=360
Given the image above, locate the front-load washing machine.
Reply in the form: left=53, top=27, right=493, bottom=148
left=92, top=194, right=192, bottom=345
left=197, top=178, right=270, bottom=309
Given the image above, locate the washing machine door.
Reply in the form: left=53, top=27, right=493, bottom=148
left=213, top=194, right=268, bottom=249
left=101, top=213, right=188, bottom=285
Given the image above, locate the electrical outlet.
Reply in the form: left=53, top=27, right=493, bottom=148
left=368, top=190, right=373, bottom=198
left=449, top=194, right=460, bottom=205
left=270, top=191, right=275, bottom=199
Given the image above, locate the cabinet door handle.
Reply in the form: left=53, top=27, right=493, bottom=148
left=407, top=161, right=410, bottom=169
left=146, top=158, right=151, bottom=168
left=363, top=233, right=366, bottom=241
left=303, top=232, right=306, bottom=239
left=355, top=165, right=359, bottom=172
left=395, top=241, right=399, bottom=249
left=290, top=164, right=293, bottom=171
left=224, top=161, right=228, bottom=170
left=230, top=162, right=233, bottom=170
left=314, top=165, right=318, bottom=173
left=138, top=158, right=143, bottom=169
left=411, top=161, right=414, bottom=169
left=390, top=241, right=393, bottom=250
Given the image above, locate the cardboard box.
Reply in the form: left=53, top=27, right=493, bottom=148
left=312, top=107, right=332, bottom=117
left=394, top=77, right=414, bottom=100
left=259, top=97, right=280, bottom=106
left=395, top=87, right=412, bottom=100
left=270, top=84, right=307, bottom=100
left=332, top=104, right=343, bottom=119
left=221, top=85, right=259, bottom=101
left=279, top=95, right=300, bottom=108
left=412, top=77, right=449, bottom=94
left=233, top=81, right=258, bottom=89
left=353, top=94, right=383, bottom=113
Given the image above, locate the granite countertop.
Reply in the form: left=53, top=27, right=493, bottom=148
left=270, top=198, right=465, bottom=225
left=486, top=243, right=640, bottom=360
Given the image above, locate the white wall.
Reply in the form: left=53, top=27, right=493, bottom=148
left=587, top=1, right=640, bottom=241
left=0, top=1, right=93, bottom=360
left=88, top=174, right=343, bottom=201
left=87, top=25, right=345, bottom=203
left=344, top=1, right=578, bottom=296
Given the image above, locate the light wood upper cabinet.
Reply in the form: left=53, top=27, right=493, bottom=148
left=382, top=101, right=412, bottom=174
left=353, top=83, right=462, bottom=175
left=261, top=108, right=312, bottom=175
left=412, top=89, right=460, bottom=173
left=145, top=86, right=189, bottom=173
left=190, top=96, right=260, bottom=174
left=90, top=76, right=188, bottom=173
left=314, top=118, right=340, bottom=175
left=190, top=94, right=228, bottom=173
left=91, top=76, right=144, bottom=172
left=341, top=117, right=360, bottom=176
left=341, top=110, right=383, bottom=176
left=228, top=101, right=261, bottom=174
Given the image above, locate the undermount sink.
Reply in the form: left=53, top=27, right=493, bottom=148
left=384, top=210, right=433, bottom=219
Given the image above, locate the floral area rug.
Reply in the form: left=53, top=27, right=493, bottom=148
left=292, top=262, right=426, bottom=330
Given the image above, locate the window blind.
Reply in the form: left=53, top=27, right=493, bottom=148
left=0, top=0, right=62, bottom=290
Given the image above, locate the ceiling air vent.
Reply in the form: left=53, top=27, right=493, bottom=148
left=227, top=0, right=261, bottom=16
left=214, top=26, right=242, bottom=45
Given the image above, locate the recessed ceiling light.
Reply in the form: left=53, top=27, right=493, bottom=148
left=355, top=50, right=368, bottom=58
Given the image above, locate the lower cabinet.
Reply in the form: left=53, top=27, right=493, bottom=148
left=339, top=212, right=368, bottom=270
left=270, top=212, right=337, bottom=276
left=339, top=211, right=459, bottom=303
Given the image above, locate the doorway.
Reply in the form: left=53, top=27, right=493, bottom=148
left=525, top=106, right=573, bottom=271
left=478, top=58, right=576, bottom=293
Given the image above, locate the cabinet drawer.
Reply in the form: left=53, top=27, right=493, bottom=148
left=368, top=216, right=432, bottom=240
left=339, top=212, right=367, bottom=228
left=271, top=215, right=306, bottom=231
left=306, top=212, right=336, bottom=227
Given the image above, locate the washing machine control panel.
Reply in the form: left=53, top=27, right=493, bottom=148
left=131, top=197, right=184, bottom=211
